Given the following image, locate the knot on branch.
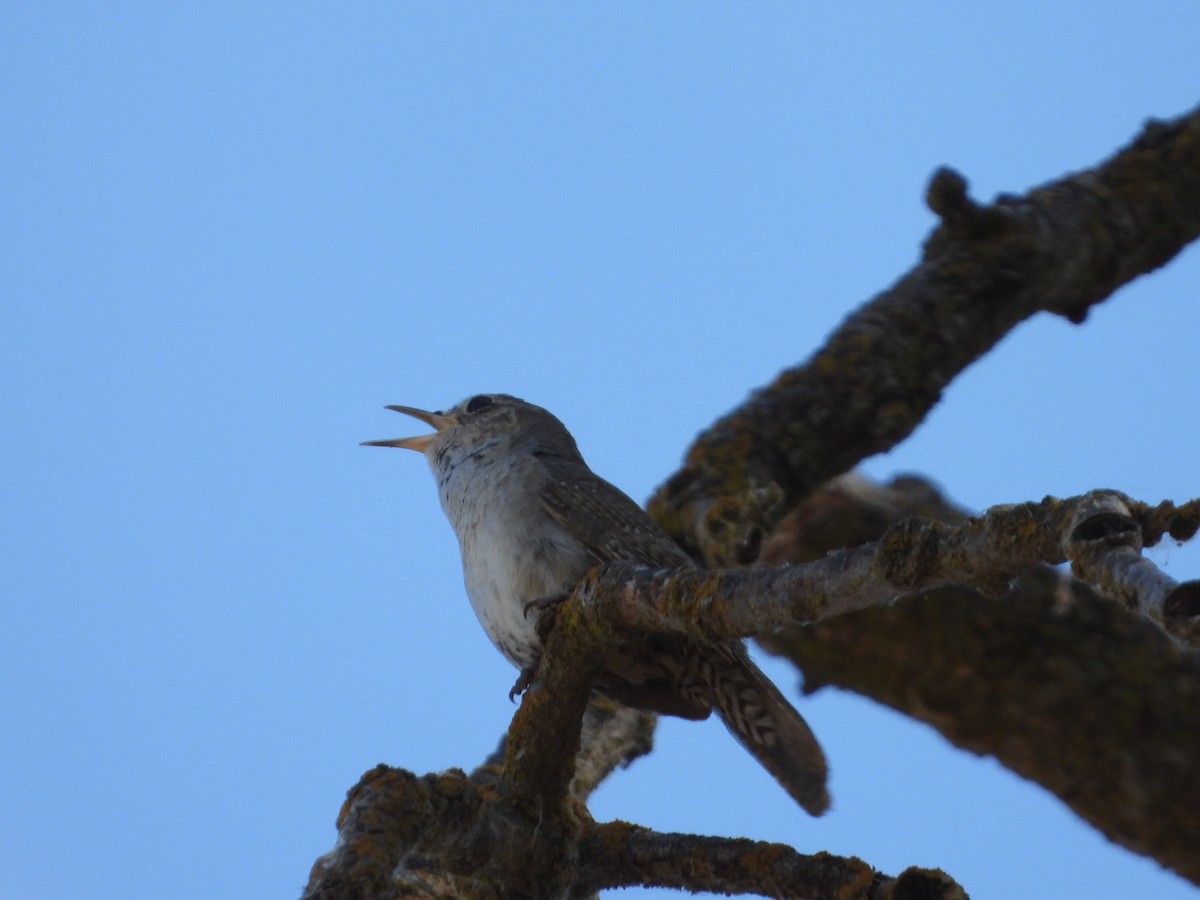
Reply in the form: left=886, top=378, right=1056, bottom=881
left=1071, top=511, right=1140, bottom=544
left=1132, top=115, right=1183, bottom=150
left=892, top=867, right=970, bottom=900
left=1060, top=491, right=1200, bottom=631
left=925, top=166, right=1024, bottom=242
left=699, top=482, right=786, bottom=566
left=925, top=166, right=972, bottom=219
left=1065, top=491, right=1140, bottom=550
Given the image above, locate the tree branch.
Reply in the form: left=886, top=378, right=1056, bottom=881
left=309, top=106, right=1200, bottom=898
left=309, top=513, right=1025, bottom=899
left=303, top=765, right=967, bottom=899
left=575, top=822, right=964, bottom=899
left=1064, top=492, right=1200, bottom=643
left=305, top=490, right=1200, bottom=897
left=772, top=573, right=1200, bottom=887
left=577, top=492, right=1200, bottom=646
left=648, top=106, right=1200, bottom=566
left=553, top=491, right=1200, bottom=884
left=470, top=699, right=656, bottom=804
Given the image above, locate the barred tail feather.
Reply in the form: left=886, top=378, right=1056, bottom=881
left=706, top=645, right=830, bottom=816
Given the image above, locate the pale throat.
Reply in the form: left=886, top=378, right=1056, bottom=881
left=430, top=439, right=585, bottom=669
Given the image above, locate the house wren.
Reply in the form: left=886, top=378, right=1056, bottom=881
left=363, top=393, right=829, bottom=815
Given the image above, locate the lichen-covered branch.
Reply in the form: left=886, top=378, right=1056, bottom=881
left=555, top=491, right=1200, bottom=884
left=305, top=604, right=613, bottom=900
left=574, top=822, right=964, bottom=899
left=649, top=106, right=1200, bottom=566
left=579, top=491, right=1200, bottom=646
left=303, top=763, right=965, bottom=900
left=304, top=489, right=1200, bottom=897
left=770, top=572, right=1200, bottom=886
left=471, top=699, right=656, bottom=803
left=755, top=481, right=1200, bottom=884
left=307, top=520, right=1010, bottom=899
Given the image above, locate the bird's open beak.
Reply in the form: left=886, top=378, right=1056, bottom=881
left=361, top=405, right=459, bottom=452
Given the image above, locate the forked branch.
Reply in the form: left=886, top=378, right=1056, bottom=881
left=649, top=106, right=1200, bottom=566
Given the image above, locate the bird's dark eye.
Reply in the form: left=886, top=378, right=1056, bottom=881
left=465, top=395, right=494, bottom=414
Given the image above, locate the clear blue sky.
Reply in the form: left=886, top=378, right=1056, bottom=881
left=3, top=5, right=1199, bottom=899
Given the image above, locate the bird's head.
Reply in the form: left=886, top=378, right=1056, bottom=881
left=362, top=393, right=581, bottom=465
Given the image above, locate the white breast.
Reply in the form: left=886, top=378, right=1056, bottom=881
left=434, top=449, right=590, bottom=670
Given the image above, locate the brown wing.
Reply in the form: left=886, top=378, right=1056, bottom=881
left=535, top=453, right=830, bottom=814
left=535, top=453, right=695, bottom=569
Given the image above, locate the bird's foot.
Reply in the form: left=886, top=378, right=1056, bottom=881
left=508, top=664, right=539, bottom=703
left=525, top=593, right=568, bottom=646
left=522, top=593, right=567, bottom=619
left=512, top=595, right=569, bottom=701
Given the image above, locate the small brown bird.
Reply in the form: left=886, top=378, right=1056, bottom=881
left=364, top=393, right=829, bottom=815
